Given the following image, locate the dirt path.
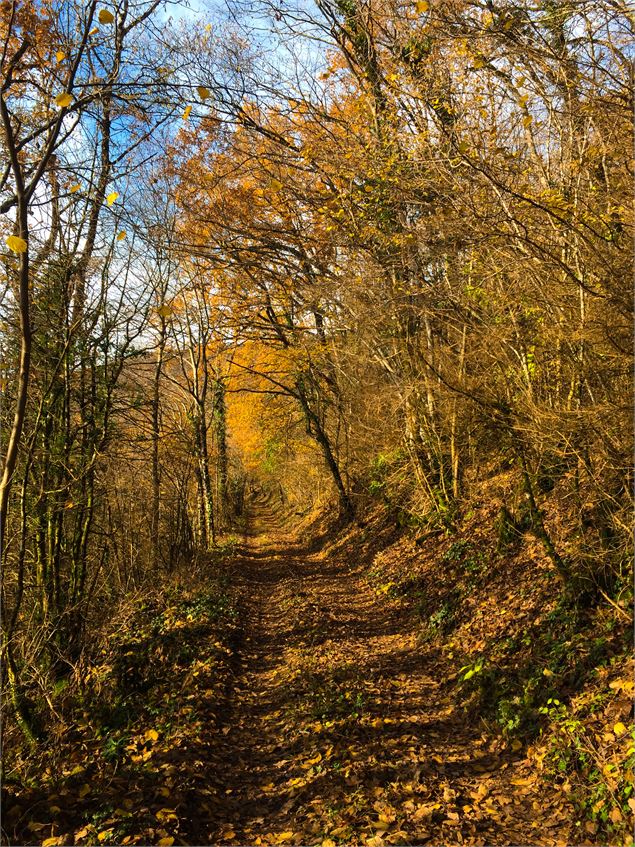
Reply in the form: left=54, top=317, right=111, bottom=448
left=182, top=495, right=576, bottom=847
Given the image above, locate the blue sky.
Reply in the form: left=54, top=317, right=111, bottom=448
left=158, top=0, right=212, bottom=25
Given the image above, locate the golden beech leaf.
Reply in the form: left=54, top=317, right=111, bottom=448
left=98, top=9, right=115, bottom=23
left=89, top=26, right=99, bottom=35
left=609, top=678, right=635, bottom=693
left=70, top=183, right=81, bottom=193
left=55, top=92, right=73, bottom=108
left=197, top=86, right=211, bottom=100
left=116, top=230, right=126, bottom=241
left=6, top=236, right=27, bottom=254
left=613, top=722, right=628, bottom=737
left=157, top=304, right=172, bottom=318
left=56, top=51, right=66, bottom=63
left=415, top=0, right=429, bottom=12
left=157, top=840, right=175, bottom=846
left=268, top=178, right=283, bottom=193
left=145, top=728, right=159, bottom=742
left=106, top=191, right=119, bottom=206
left=182, top=105, right=192, bottom=120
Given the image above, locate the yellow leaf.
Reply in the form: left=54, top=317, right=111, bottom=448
left=98, top=9, right=115, bottom=24
left=116, top=230, right=126, bottom=241
left=89, top=26, right=99, bottom=35
left=322, top=841, right=337, bottom=847
left=511, top=739, right=522, bottom=751
left=97, top=831, right=113, bottom=843
left=6, top=235, right=27, bottom=254
left=156, top=809, right=178, bottom=822
left=543, top=668, right=554, bottom=677
left=610, top=679, right=635, bottom=693
left=415, top=0, right=429, bottom=12
left=145, top=728, right=159, bottom=742
left=56, top=51, right=66, bottom=63
left=613, top=722, right=628, bottom=737
left=157, top=304, right=172, bottom=318
left=79, top=783, right=91, bottom=798
left=182, top=105, right=192, bottom=120
left=55, top=92, right=73, bottom=108
left=268, top=179, right=283, bottom=193
left=522, top=114, right=533, bottom=127
left=197, top=86, right=211, bottom=100
left=42, top=838, right=64, bottom=847
left=106, top=191, right=119, bottom=206
left=70, top=183, right=81, bottom=193
left=157, top=840, right=175, bottom=846
left=275, top=833, right=294, bottom=844
left=472, top=56, right=487, bottom=69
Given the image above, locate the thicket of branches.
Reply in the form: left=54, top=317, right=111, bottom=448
left=1, top=0, right=632, bottom=743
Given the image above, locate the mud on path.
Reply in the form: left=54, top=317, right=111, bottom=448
left=181, top=494, right=577, bottom=847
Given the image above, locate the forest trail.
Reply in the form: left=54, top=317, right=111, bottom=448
left=180, top=494, right=577, bottom=847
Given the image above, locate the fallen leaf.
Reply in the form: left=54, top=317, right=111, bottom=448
left=610, top=807, right=623, bottom=823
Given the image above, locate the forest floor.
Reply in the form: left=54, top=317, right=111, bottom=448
left=179, top=495, right=580, bottom=847
left=2, top=494, right=632, bottom=847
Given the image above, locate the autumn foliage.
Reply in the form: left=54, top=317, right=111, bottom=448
left=1, top=0, right=633, bottom=845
